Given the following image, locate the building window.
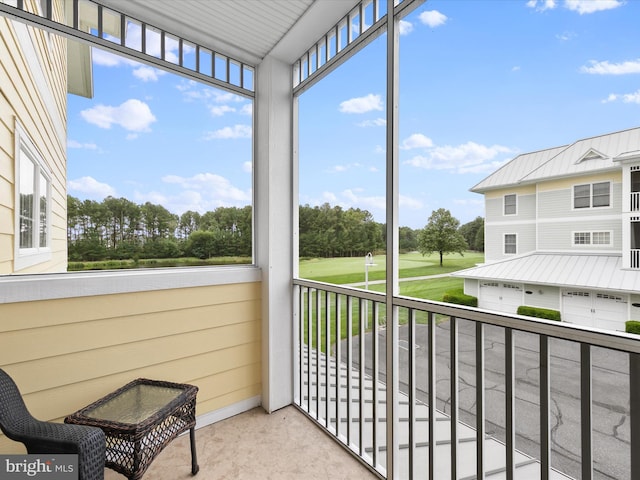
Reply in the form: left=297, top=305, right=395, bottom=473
left=504, top=234, right=516, bottom=254
left=573, top=231, right=611, bottom=246
left=14, top=123, right=51, bottom=270
left=504, top=194, right=516, bottom=215
left=574, top=182, right=610, bottom=209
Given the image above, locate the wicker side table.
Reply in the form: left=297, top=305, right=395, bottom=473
left=65, top=378, right=199, bottom=480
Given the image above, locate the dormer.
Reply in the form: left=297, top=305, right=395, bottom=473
left=575, top=148, right=607, bottom=164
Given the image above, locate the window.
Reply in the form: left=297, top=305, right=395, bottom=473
left=574, top=182, right=610, bottom=209
left=573, top=231, right=611, bottom=246
left=504, top=234, right=516, bottom=254
left=504, top=194, right=516, bottom=215
left=14, top=123, right=51, bottom=270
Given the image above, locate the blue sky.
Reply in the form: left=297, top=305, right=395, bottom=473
left=68, top=0, right=640, bottom=229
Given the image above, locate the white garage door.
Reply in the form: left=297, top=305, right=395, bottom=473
left=479, top=282, right=523, bottom=314
left=563, top=290, right=627, bottom=331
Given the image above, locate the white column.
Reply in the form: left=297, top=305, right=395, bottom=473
left=255, top=55, right=294, bottom=413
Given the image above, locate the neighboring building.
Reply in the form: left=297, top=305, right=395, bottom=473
left=0, top=0, right=91, bottom=274
left=455, top=127, right=640, bottom=331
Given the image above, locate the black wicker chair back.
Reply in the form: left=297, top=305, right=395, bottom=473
left=0, top=369, right=106, bottom=480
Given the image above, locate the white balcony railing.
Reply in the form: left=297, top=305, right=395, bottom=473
left=631, top=249, right=640, bottom=269
left=293, top=278, right=640, bottom=480
left=631, top=192, right=640, bottom=212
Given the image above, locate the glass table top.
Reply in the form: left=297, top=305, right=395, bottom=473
left=84, top=384, right=183, bottom=424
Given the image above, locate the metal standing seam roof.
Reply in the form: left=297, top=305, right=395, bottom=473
left=471, top=126, right=640, bottom=193
left=452, top=253, right=640, bottom=294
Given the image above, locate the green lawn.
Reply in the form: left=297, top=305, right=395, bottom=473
left=299, top=252, right=484, bottom=351
left=299, top=251, right=483, bottom=302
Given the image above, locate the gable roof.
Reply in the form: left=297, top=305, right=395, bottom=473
left=472, top=127, right=640, bottom=193
left=452, top=253, right=640, bottom=294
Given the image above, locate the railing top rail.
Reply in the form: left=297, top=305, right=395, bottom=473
left=293, top=277, right=640, bottom=354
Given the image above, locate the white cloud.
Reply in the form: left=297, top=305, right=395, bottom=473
left=399, top=194, right=423, bottom=210
left=341, top=189, right=386, bottom=211
left=602, top=90, right=640, bottom=104
left=68, top=176, right=116, bottom=199
left=339, top=94, right=383, bottom=114
left=92, top=48, right=137, bottom=67
left=401, top=133, right=434, bottom=149
left=399, top=20, right=414, bottom=35
left=405, top=141, right=515, bottom=174
left=240, top=104, right=253, bottom=115
left=419, top=10, right=448, bottom=28
left=162, top=173, right=251, bottom=203
left=357, top=118, right=386, bottom=127
left=528, top=0, right=623, bottom=13
left=80, top=99, right=157, bottom=132
left=67, top=139, right=98, bottom=150
left=565, top=0, right=623, bottom=14
left=203, top=124, right=252, bottom=140
left=526, top=0, right=557, bottom=11
left=242, top=161, right=252, bottom=173
left=581, top=59, right=640, bottom=75
left=132, top=66, right=165, bottom=82
left=209, top=105, right=236, bottom=117
left=556, top=31, right=576, bottom=41
left=511, top=66, right=521, bottom=72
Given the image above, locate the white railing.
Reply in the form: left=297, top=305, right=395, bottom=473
left=631, top=249, right=640, bottom=269
left=631, top=192, right=640, bottom=212
left=293, top=278, right=640, bottom=480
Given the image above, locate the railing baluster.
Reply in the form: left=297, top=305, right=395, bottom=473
left=307, top=288, right=313, bottom=413
left=347, top=296, right=353, bottom=446
left=316, top=289, right=322, bottom=418
left=428, top=311, right=436, bottom=480
left=581, top=344, right=592, bottom=480
left=540, top=335, right=550, bottom=480
left=476, top=322, right=485, bottom=479
left=409, top=309, right=416, bottom=479
left=325, top=291, right=331, bottom=427
left=359, top=297, right=366, bottom=456
left=450, top=316, right=458, bottom=480
left=505, top=328, right=515, bottom=480
left=336, top=294, right=342, bottom=440
left=372, top=301, right=379, bottom=469
left=630, top=353, right=640, bottom=479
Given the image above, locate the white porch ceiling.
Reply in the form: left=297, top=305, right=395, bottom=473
left=94, top=0, right=361, bottom=66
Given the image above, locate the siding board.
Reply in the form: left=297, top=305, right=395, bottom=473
left=0, top=282, right=261, bottom=331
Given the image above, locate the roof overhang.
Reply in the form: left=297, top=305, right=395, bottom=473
left=93, top=0, right=361, bottom=67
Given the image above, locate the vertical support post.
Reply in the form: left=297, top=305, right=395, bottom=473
left=347, top=296, right=353, bottom=445
left=385, top=4, right=400, bottom=478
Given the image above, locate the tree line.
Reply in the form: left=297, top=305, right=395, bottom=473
left=67, top=196, right=484, bottom=262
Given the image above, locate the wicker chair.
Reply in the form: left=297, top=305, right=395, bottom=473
left=0, top=369, right=106, bottom=480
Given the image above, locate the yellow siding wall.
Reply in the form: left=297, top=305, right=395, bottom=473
left=0, top=0, right=68, bottom=274
left=0, top=281, right=262, bottom=453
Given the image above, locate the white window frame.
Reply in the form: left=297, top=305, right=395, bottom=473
left=14, top=122, right=52, bottom=271
left=572, top=181, right=611, bottom=209
left=572, top=230, right=613, bottom=246
left=504, top=233, right=517, bottom=255
left=503, top=193, right=517, bottom=216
